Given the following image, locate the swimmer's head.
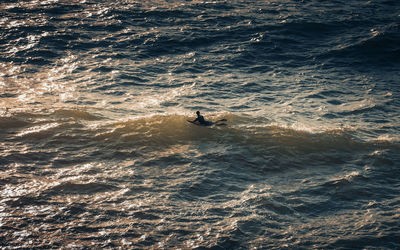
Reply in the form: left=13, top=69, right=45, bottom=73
left=196, top=111, right=200, bottom=116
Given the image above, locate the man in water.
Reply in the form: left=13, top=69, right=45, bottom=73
left=188, top=111, right=226, bottom=126
left=190, top=111, right=210, bottom=125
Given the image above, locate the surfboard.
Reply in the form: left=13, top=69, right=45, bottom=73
left=187, top=119, right=227, bottom=127
left=187, top=120, right=214, bottom=126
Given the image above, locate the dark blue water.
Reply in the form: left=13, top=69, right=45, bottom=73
left=1, top=0, right=399, bottom=248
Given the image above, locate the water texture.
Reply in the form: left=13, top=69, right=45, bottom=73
left=1, top=0, right=399, bottom=248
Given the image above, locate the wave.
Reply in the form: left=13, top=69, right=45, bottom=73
left=93, top=113, right=398, bottom=155
left=0, top=116, right=29, bottom=129
left=4, top=110, right=398, bottom=152
left=3, top=108, right=398, bottom=149
left=0, top=109, right=102, bottom=141
left=48, top=182, right=119, bottom=195
left=318, top=23, right=400, bottom=66
left=52, top=109, right=103, bottom=120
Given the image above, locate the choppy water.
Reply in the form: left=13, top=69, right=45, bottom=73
left=1, top=0, right=400, bottom=248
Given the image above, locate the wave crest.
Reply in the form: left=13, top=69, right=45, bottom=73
left=95, top=114, right=376, bottom=155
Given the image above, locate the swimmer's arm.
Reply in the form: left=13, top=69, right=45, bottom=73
left=188, top=118, right=199, bottom=124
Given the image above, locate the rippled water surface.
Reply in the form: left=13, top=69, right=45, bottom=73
left=1, top=0, right=400, bottom=248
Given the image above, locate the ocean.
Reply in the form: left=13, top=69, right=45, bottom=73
left=1, top=0, right=399, bottom=248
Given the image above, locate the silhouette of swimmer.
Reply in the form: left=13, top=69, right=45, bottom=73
left=188, top=111, right=226, bottom=126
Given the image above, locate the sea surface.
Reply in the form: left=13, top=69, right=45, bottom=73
left=1, top=0, right=400, bottom=248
